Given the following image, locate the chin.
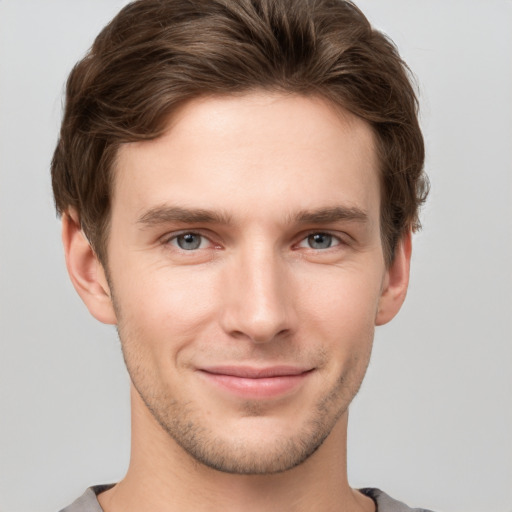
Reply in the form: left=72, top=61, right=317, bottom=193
left=140, top=385, right=350, bottom=475
left=168, top=419, right=334, bottom=475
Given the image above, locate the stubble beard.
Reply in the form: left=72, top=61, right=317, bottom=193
left=135, top=369, right=353, bottom=475
left=119, top=332, right=372, bottom=475
left=110, top=280, right=374, bottom=476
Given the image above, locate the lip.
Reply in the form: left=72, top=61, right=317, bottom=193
left=198, top=365, right=314, bottom=399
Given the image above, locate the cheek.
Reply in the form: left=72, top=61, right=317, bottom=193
left=113, top=265, right=222, bottom=390
left=114, top=263, right=220, bottom=333
left=302, top=268, right=380, bottom=322
left=298, top=267, right=382, bottom=346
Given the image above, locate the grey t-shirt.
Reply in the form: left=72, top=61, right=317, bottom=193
left=59, top=485, right=435, bottom=512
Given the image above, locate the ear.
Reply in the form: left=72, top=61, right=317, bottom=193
left=375, top=231, right=412, bottom=326
left=61, top=210, right=117, bottom=325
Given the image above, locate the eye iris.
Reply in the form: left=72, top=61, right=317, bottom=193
left=308, top=233, right=332, bottom=249
left=177, top=233, right=201, bottom=250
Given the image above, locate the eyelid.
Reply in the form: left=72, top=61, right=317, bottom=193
left=295, top=230, right=347, bottom=248
left=159, top=228, right=350, bottom=251
left=162, top=229, right=220, bottom=249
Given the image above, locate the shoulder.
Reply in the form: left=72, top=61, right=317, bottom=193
left=58, top=485, right=113, bottom=512
left=359, top=488, right=436, bottom=512
left=60, top=485, right=436, bottom=512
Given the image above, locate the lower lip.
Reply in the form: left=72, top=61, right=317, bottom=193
left=199, top=371, right=312, bottom=399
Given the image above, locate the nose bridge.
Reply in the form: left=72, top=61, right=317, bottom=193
left=221, top=239, right=293, bottom=343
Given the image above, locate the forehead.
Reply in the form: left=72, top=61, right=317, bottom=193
left=113, top=92, right=380, bottom=224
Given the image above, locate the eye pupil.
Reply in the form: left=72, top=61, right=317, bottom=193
left=177, top=233, right=201, bottom=250
left=308, top=233, right=332, bottom=249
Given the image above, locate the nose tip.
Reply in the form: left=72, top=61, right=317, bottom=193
left=219, top=254, right=294, bottom=344
left=230, top=310, right=291, bottom=344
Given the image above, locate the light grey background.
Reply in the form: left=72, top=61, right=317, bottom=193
left=0, top=1, right=511, bottom=511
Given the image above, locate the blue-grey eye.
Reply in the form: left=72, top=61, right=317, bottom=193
left=307, top=233, right=334, bottom=249
left=175, top=233, right=203, bottom=250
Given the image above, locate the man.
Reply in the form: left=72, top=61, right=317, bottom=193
left=53, top=0, right=430, bottom=510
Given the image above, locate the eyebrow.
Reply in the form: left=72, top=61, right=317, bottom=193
left=137, top=205, right=233, bottom=227
left=293, top=206, right=368, bottom=224
left=137, top=204, right=368, bottom=228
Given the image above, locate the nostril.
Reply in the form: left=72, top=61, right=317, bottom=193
left=232, top=327, right=291, bottom=344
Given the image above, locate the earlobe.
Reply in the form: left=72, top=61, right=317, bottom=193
left=62, top=210, right=117, bottom=325
left=375, top=231, right=412, bottom=326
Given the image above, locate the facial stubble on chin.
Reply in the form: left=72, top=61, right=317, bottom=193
left=119, top=336, right=372, bottom=475
left=127, top=362, right=360, bottom=475
left=109, top=284, right=374, bottom=476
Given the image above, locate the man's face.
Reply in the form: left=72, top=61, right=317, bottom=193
left=103, top=93, right=397, bottom=474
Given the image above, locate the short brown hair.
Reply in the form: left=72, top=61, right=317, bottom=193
left=51, top=0, right=428, bottom=265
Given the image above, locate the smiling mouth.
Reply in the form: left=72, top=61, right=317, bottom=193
left=198, top=365, right=314, bottom=399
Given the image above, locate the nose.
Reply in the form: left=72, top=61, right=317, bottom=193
left=219, top=245, right=295, bottom=344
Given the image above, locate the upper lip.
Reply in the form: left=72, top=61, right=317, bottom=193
left=199, top=366, right=312, bottom=378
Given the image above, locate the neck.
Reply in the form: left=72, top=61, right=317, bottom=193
left=98, top=386, right=374, bottom=512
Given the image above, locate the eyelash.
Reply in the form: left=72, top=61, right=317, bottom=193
left=165, top=231, right=216, bottom=251
left=163, top=230, right=346, bottom=252
left=296, top=232, right=344, bottom=250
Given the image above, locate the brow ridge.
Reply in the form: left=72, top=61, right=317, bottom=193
left=137, top=205, right=233, bottom=227
left=293, top=206, right=368, bottom=224
left=137, top=204, right=368, bottom=228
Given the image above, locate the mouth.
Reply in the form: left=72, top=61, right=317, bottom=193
left=197, top=365, right=314, bottom=399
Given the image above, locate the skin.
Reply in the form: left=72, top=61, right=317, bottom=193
left=63, top=92, right=411, bottom=512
